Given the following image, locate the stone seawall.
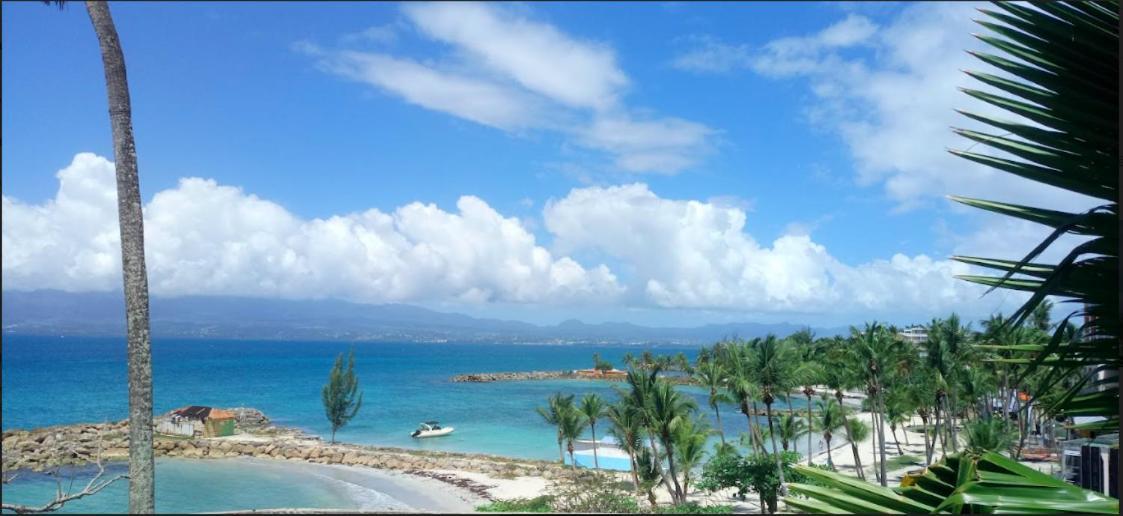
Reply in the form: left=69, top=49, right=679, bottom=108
left=1, top=418, right=568, bottom=484
left=451, top=370, right=576, bottom=382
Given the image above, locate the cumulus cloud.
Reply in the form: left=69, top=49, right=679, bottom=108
left=4, top=154, right=1030, bottom=320
left=544, top=183, right=1019, bottom=318
left=2, top=153, right=622, bottom=305
left=304, top=2, right=712, bottom=174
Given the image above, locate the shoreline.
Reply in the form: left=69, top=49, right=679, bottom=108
left=2, top=414, right=574, bottom=512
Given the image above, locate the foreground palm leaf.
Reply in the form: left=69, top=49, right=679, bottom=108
left=949, top=0, right=1118, bottom=433
left=787, top=452, right=1118, bottom=514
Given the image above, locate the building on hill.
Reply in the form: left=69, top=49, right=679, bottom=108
left=899, top=325, right=928, bottom=345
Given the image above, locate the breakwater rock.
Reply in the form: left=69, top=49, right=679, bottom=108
left=451, top=370, right=576, bottom=382
left=2, top=411, right=570, bottom=486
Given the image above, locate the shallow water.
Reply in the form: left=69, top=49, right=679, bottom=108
left=0, top=457, right=464, bottom=513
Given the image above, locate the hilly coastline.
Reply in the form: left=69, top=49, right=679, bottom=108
left=1, top=290, right=845, bottom=344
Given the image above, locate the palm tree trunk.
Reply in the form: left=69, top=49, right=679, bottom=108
left=891, top=425, right=904, bottom=456
left=870, top=410, right=882, bottom=484
left=557, top=433, right=565, bottom=464
left=742, top=401, right=762, bottom=453
left=628, top=453, right=640, bottom=493
left=934, top=397, right=946, bottom=459
left=590, top=423, right=599, bottom=469
left=947, top=391, right=959, bottom=452
left=901, top=422, right=910, bottom=446
left=648, top=433, right=675, bottom=501
left=835, top=390, right=864, bottom=480
left=825, top=435, right=833, bottom=468
left=713, top=402, right=726, bottom=445
left=662, top=434, right=684, bottom=504
left=876, top=393, right=888, bottom=487
left=750, top=401, right=766, bottom=452
left=86, top=3, right=153, bottom=513
left=765, top=400, right=788, bottom=497
left=805, top=393, right=815, bottom=466
left=920, top=414, right=932, bottom=466
left=568, top=446, right=577, bottom=471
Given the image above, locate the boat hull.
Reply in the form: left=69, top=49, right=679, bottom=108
left=411, top=427, right=454, bottom=438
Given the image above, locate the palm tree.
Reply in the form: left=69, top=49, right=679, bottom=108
left=619, top=366, right=676, bottom=501
left=558, top=405, right=587, bottom=471
left=814, top=397, right=845, bottom=469
left=927, top=315, right=973, bottom=452
left=648, top=379, right=696, bottom=504
left=634, top=446, right=663, bottom=508
left=847, top=323, right=906, bottom=486
left=672, top=416, right=711, bottom=496
left=795, top=360, right=824, bottom=466
left=845, top=418, right=870, bottom=478
left=578, top=393, right=607, bottom=469
left=54, top=2, right=156, bottom=512
left=606, top=402, right=644, bottom=492
left=821, top=338, right=865, bottom=480
left=692, top=358, right=731, bottom=445
left=884, top=394, right=910, bottom=456
left=768, top=412, right=809, bottom=452
left=752, top=335, right=799, bottom=495
left=536, top=392, right=575, bottom=464
left=719, top=342, right=766, bottom=453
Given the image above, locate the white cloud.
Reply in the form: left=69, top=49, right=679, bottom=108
left=1, top=154, right=622, bottom=305
left=671, top=14, right=876, bottom=75
left=747, top=3, right=1098, bottom=213
left=305, top=2, right=712, bottom=174
left=544, top=183, right=1022, bottom=318
left=403, top=2, right=627, bottom=111
left=4, top=154, right=1032, bottom=321
left=318, top=51, right=549, bottom=131
left=578, top=114, right=714, bottom=173
left=340, top=25, right=398, bottom=46
left=669, top=35, right=753, bottom=74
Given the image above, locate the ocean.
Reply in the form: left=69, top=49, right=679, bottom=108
left=2, top=335, right=822, bottom=512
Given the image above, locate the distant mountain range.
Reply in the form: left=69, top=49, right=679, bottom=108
left=1, top=290, right=847, bottom=345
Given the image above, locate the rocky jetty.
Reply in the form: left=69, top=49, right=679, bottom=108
left=451, top=370, right=576, bottom=382
left=1, top=408, right=570, bottom=486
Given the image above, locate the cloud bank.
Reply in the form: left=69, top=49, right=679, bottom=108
left=2, top=153, right=1027, bottom=321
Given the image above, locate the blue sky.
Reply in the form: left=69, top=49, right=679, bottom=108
left=1, top=2, right=1090, bottom=327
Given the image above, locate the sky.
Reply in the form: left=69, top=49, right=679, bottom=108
left=0, top=2, right=1097, bottom=328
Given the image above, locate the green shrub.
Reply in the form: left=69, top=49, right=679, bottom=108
left=656, top=502, right=734, bottom=513
left=475, top=496, right=553, bottom=512
left=548, top=473, right=642, bottom=513
left=696, top=450, right=804, bottom=514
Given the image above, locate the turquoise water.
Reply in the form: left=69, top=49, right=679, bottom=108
left=0, top=457, right=460, bottom=513
left=2, top=335, right=827, bottom=512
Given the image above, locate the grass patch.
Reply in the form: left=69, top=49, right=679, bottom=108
left=656, top=503, right=734, bottom=513
left=886, top=454, right=923, bottom=471
left=476, top=496, right=554, bottom=512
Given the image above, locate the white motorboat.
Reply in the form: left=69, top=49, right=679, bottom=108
left=411, top=421, right=454, bottom=438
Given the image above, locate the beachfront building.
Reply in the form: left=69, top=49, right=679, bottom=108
left=157, top=406, right=237, bottom=437
left=898, top=325, right=928, bottom=358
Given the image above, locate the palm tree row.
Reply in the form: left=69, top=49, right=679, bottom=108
left=540, top=309, right=1088, bottom=511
